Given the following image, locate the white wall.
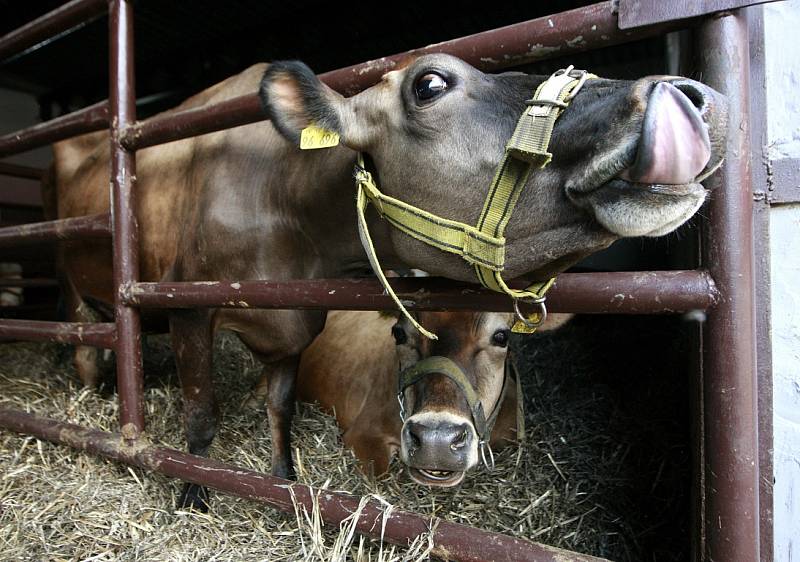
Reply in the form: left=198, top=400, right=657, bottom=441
left=764, top=1, right=800, bottom=560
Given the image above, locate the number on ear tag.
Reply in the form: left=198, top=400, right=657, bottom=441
left=300, top=125, right=340, bottom=149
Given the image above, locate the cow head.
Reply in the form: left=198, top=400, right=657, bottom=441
left=260, top=54, right=726, bottom=282
left=389, top=311, right=513, bottom=486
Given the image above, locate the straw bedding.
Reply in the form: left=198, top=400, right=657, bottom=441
left=0, top=314, right=692, bottom=561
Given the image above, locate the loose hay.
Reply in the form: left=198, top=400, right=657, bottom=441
left=0, top=315, right=691, bottom=561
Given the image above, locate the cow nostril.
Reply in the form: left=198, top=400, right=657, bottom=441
left=450, top=430, right=468, bottom=451
left=406, top=422, right=423, bottom=448
left=672, top=82, right=706, bottom=113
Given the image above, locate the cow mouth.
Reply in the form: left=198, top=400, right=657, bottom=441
left=570, top=81, right=722, bottom=200
left=409, top=467, right=466, bottom=487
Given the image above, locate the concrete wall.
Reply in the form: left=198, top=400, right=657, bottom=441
left=764, top=1, right=800, bottom=560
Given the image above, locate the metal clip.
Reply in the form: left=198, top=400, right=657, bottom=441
left=479, top=440, right=496, bottom=472
left=513, top=297, right=547, bottom=329
left=397, top=391, right=406, bottom=422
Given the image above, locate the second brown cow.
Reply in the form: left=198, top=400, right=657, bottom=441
left=284, top=310, right=571, bottom=486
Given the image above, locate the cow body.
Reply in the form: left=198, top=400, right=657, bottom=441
left=51, top=54, right=726, bottom=507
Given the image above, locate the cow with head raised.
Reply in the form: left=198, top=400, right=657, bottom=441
left=51, top=52, right=725, bottom=508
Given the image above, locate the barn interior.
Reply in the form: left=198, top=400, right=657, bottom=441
left=0, top=2, right=702, bottom=561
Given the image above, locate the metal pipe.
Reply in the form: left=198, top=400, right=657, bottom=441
left=0, top=212, right=110, bottom=247
left=123, top=270, right=718, bottom=314
left=120, top=1, right=695, bottom=150
left=120, top=94, right=262, bottom=150
left=109, top=0, right=144, bottom=440
left=0, top=101, right=109, bottom=158
left=0, top=0, right=108, bottom=63
left=319, top=1, right=693, bottom=96
left=697, top=12, right=760, bottom=562
left=0, top=161, right=44, bottom=180
left=0, top=408, right=608, bottom=562
left=0, top=319, right=115, bottom=348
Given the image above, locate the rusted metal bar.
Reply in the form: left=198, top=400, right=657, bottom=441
left=109, top=0, right=144, bottom=439
left=123, top=270, right=718, bottom=314
left=0, top=212, right=110, bottom=247
left=697, top=11, right=760, bottom=562
left=0, top=0, right=108, bottom=63
left=0, top=101, right=109, bottom=158
left=120, top=94, right=262, bottom=150
left=0, top=408, right=608, bottom=562
left=0, top=319, right=115, bottom=348
left=120, top=1, right=695, bottom=150
left=0, top=161, right=44, bottom=180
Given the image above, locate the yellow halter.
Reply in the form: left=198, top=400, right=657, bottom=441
left=351, top=66, right=595, bottom=339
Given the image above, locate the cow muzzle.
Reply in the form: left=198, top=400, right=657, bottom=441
left=397, top=356, right=508, bottom=486
left=620, top=80, right=722, bottom=187
left=401, top=411, right=478, bottom=487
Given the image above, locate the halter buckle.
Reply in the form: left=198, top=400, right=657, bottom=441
left=552, top=66, right=591, bottom=102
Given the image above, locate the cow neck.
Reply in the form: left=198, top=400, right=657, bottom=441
left=354, top=66, right=596, bottom=339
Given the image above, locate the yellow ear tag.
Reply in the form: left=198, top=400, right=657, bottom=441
left=300, top=125, right=340, bottom=150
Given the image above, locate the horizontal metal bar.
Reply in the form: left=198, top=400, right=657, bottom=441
left=0, top=101, right=108, bottom=158
left=320, top=1, right=694, bottom=96
left=0, top=212, right=110, bottom=247
left=0, top=278, right=58, bottom=288
left=0, top=319, right=115, bottom=347
left=124, top=271, right=718, bottom=314
left=0, top=408, right=606, bottom=562
left=0, top=161, right=44, bottom=180
left=0, top=0, right=108, bottom=63
left=120, top=1, right=695, bottom=150
left=120, top=94, right=263, bottom=150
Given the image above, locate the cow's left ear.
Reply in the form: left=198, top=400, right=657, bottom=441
left=260, top=61, right=369, bottom=149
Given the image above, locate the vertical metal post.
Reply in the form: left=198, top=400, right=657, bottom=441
left=697, top=11, right=760, bottom=562
left=109, top=0, right=144, bottom=438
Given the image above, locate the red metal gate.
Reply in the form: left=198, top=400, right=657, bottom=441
left=0, top=1, right=764, bottom=560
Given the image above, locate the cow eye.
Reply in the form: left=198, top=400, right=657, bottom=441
left=392, top=324, right=408, bottom=345
left=491, top=329, right=509, bottom=348
left=414, top=73, right=448, bottom=101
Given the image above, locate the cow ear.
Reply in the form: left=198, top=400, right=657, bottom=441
left=260, top=61, right=347, bottom=146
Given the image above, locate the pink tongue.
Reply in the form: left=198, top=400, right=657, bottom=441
left=621, top=82, right=711, bottom=185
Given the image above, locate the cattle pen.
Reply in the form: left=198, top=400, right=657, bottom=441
left=0, top=1, right=773, bottom=561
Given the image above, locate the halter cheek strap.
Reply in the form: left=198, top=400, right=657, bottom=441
left=354, top=66, right=596, bottom=339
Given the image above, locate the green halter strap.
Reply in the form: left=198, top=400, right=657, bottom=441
left=354, top=66, right=595, bottom=339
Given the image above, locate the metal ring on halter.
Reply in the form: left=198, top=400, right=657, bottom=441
left=397, top=392, right=406, bottom=422
left=513, top=298, right=548, bottom=328
left=480, top=440, right=496, bottom=471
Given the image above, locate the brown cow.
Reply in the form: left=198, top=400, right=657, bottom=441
left=50, top=54, right=725, bottom=508
left=293, top=310, right=572, bottom=486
